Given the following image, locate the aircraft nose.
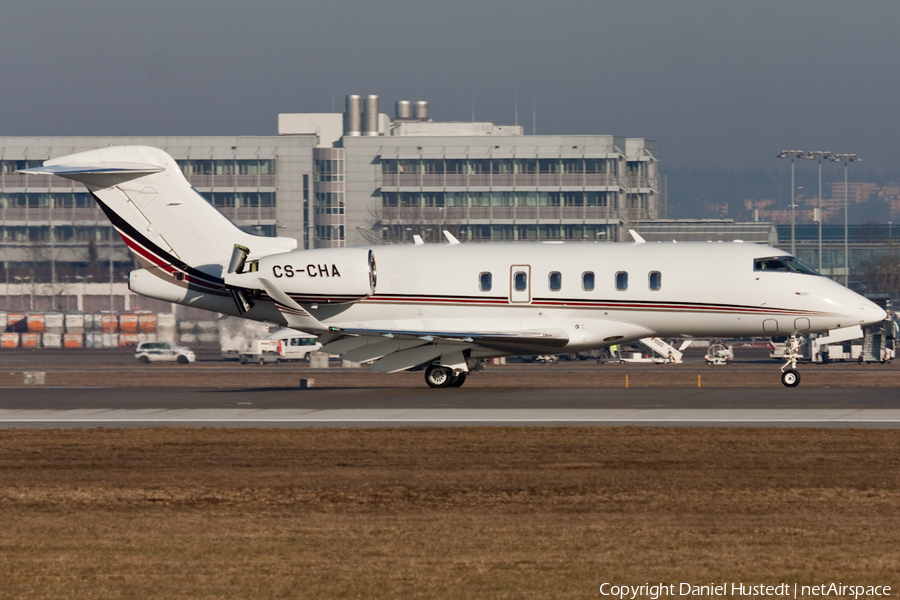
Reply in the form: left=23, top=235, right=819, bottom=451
left=858, top=299, right=887, bottom=326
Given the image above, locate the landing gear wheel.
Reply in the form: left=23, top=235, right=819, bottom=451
left=781, top=369, right=800, bottom=387
left=425, top=365, right=453, bottom=388
left=449, top=372, right=467, bottom=388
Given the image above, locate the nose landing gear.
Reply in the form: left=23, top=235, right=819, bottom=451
left=781, top=335, right=802, bottom=387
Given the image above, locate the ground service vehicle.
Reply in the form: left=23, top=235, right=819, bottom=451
left=134, top=341, right=196, bottom=364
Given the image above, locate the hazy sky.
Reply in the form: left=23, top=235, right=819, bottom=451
left=2, top=1, right=899, bottom=172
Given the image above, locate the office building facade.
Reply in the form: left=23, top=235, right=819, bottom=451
left=0, top=96, right=659, bottom=310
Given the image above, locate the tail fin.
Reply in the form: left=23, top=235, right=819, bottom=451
left=19, top=146, right=296, bottom=281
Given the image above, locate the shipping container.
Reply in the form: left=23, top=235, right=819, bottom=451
left=7, top=313, right=26, bottom=332
left=44, top=313, right=64, bottom=332
left=102, top=314, right=118, bottom=334
left=63, top=334, right=84, bottom=349
left=42, top=333, right=62, bottom=348
left=1, top=332, right=19, bottom=348
left=26, top=314, right=45, bottom=333
left=21, top=333, right=41, bottom=348
left=118, top=333, right=139, bottom=347
left=119, top=314, right=138, bottom=334
left=137, top=313, right=158, bottom=333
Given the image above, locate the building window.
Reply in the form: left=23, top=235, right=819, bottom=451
left=582, top=271, right=595, bottom=291
left=649, top=271, right=662, bottom=291
left=616, top=271, right=628, bottom=291
left=479, top=272, right=492, bottom=292
left=549, top=271, right=562, bottom=291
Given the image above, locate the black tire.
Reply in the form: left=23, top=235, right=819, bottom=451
left=177, top=355, right=189, bottom=365
left=425, top=365, right=453, bottom=388
left=449, top=372, right=467, bottom=387
left=781, top=369, right=800, bottom=387
left=138, top=355, right=150, bottom=364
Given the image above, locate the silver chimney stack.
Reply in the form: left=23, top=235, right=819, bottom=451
left=414, top=100, right=428, bottom=121
left=363, top=94, right=379, bottom=136
left=343, top=94, right=362, bottom=137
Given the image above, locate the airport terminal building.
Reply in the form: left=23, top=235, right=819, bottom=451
left=0, top=95, right=660, bottom=311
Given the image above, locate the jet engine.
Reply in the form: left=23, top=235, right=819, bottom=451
left=225, top=246, right=376, bottom=304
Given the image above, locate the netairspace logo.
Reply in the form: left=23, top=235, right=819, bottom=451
left=598, top=582, right=893, bottom=600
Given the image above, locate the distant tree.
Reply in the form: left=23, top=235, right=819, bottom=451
left=857, top=248, right=900, bottom=295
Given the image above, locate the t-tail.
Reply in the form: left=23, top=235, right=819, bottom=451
left=18, top=146, right=297, bottom=314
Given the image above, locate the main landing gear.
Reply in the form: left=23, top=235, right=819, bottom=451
left=425, top=365, right=467, bottom=388
left=781, top=335, right=802, bottom=387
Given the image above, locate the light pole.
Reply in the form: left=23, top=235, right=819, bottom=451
left=806, top=151, right=831, bottom=271
left=777, top=150, right=806, bottom=255
left=830, top=153, right=861, bottom=287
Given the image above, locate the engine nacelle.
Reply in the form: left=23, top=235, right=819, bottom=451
left=225, top=247, right=376, bottom=304
left=130, top=268, right=237, bottom=314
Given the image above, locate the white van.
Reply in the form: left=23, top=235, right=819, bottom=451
left=277, top=333, right=321, bottom=362
left=238, top=329, right=321, bottom=364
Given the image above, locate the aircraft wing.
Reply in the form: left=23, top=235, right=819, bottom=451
left=318, top=324, right=569, bottom=373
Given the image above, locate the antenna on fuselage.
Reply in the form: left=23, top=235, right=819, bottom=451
left=628, top=229, right=646, bottom=244
left=443, top=230, right=461, bottom=245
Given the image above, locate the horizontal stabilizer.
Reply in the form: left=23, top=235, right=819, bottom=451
left=257, top=277, right=328, bottom=332
left=18, top=163, right=164, bottom=177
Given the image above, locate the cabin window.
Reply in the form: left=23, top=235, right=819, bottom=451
left=615, top=271, right=628, bottom=291
left=549, top=271, right=562, bottom=291
left=582, top=271, right=595, bottom=291
left=479, top=272, right=492, bottom=292
left=649, top=271, right=661, bottom=291
left=514, top=271, right=527, bottom=292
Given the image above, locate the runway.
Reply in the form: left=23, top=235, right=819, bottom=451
left=2, top=385, right=899, bottom=428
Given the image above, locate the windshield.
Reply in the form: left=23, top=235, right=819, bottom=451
left=754, top=256, right=821, bottom=276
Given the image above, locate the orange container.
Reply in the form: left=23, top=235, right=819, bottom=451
left=26, top=314, right=46, bottom=333
left=137, top=313, right=158, bottom=333
left=21, top=333, right=41, bottom=348
left=1, top=333, right=19, bottom=348
left=7, top=313, right=26, bottom=332
left=119, top=314, right=138, bottom=334
left=63, top=334, right=84, bottom=349
left=118, top=333, right=139, bottom=347
left=102, top=314, right=118, bottom=334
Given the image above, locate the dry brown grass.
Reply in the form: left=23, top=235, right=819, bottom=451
left=1, top=427, right=899, bottom=599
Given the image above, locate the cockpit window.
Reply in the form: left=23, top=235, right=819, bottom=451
left=754, top=256, right=821, bottom=276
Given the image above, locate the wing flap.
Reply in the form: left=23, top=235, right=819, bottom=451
left=341, top=339, right=429, bottom=364
left=370, top=345, right=444, bottom=373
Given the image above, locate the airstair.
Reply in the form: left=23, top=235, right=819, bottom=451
left=638, top=337, right=692, bottom=364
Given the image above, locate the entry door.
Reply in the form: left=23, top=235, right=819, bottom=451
left=509, top=265, right=532, bottom=303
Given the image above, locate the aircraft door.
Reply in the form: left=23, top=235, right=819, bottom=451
left=509, top=265, right=532, bottom=303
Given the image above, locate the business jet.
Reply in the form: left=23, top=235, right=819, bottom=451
left=19, top=146, right=886, bottom=388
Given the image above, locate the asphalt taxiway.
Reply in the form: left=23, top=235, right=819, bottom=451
left=2, top=385, right=899, bottom=428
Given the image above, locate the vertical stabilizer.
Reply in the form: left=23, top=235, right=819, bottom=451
left=19, top=146, right=297, bottom=280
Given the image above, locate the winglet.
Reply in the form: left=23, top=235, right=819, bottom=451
left=629, top=229, right=646, bottom=244
left=412, top=235, right=425, bottom=246
left=443, top=230, right=461, bottom=245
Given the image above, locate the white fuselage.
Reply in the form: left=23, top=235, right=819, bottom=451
left=254, top=241, right=882, bottom=356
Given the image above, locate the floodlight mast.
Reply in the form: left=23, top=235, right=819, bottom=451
left=830, top=153, right=861, bottom=286
left=777, top=150, right=807, bottom=255
left=806, top=151, right=831, bottom=272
